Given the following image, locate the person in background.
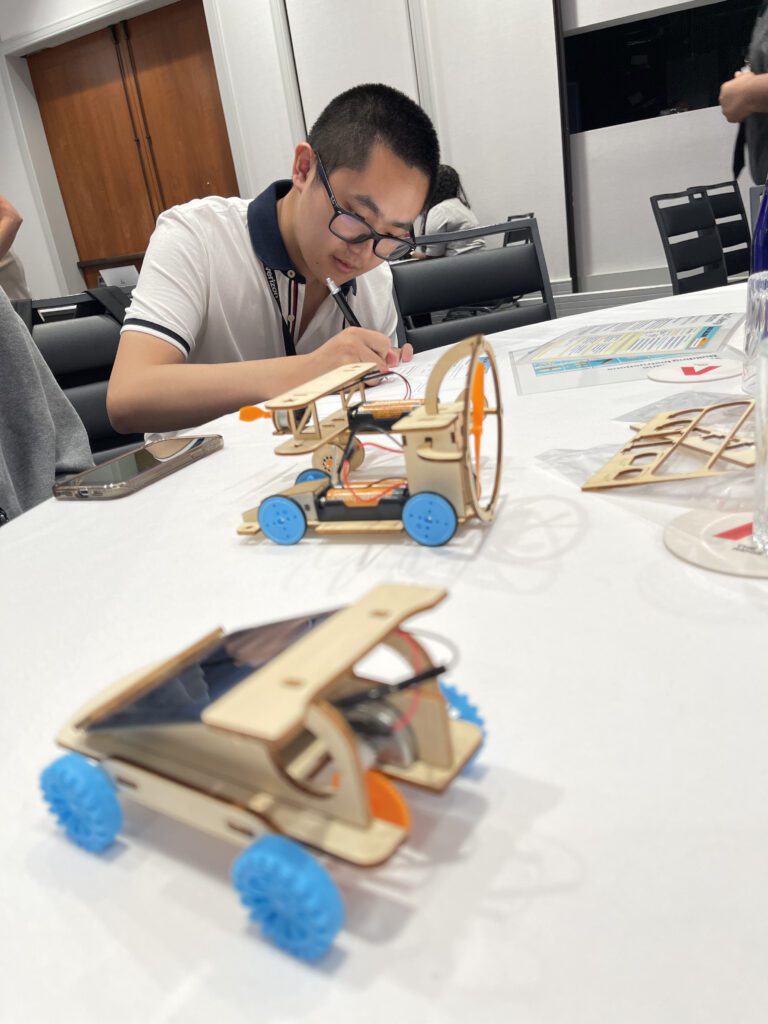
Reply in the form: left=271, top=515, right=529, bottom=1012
left=0, top=289, right=92, bottom=524
left=107, top=84, right=439, bottom=435
left=720, top=2, right=768, bottom=183
left=0, top=194, right=32, bottom=301
left=417, top=165, right=486, bottom=258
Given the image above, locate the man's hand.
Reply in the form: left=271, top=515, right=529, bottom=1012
left=397, top=342, right=414, bottom=364
left=720, top=70, right=756, bottom=123
left=310, top=327, right=405, bottom=374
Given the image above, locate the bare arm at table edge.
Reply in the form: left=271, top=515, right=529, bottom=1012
left=0, top=195, right=23, bottom=260
left=107, top=327, right=400, bottom=434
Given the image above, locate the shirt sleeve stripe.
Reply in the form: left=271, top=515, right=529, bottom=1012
left=122, top=317, right=192, bottom=354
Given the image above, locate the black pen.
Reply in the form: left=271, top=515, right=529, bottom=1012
left=326, top=276, right=361, bottom=328
left=326, top=275, right=393, bottom=382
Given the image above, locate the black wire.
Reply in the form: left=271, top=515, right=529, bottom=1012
left=332, top=664, right=447, bottom=710
left=341, top=422, right=404, bottom=468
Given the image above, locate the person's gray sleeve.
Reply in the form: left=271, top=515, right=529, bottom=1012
left=0, top=291, right=92, bottom=521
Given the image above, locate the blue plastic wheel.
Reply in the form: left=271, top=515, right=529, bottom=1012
left=232, top=835, right=344, bottom=961
left=295, top=469, right=330, bottom=485
left=40, top=753, right=122, bottom=853
left=402, top=492, right=458, bottom=547
left=439, top=681, right=486, bottom=769
left=257, top=495, right=307, bottom=545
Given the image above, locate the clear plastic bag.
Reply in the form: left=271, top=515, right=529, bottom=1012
left=537, top=392, right=754, bottom=512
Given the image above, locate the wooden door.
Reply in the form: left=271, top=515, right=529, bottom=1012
left=125, top=0, right=239, bottom=207
left=26, top=28, right=157, bottom=264
left=26, top=0, right=239, bottom=286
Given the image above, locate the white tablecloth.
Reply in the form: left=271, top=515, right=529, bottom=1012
left=3, top=283, right=766, bottom=1024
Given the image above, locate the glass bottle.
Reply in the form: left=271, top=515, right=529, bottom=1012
left=753, top=334, right=768, bottom=552
left=744, top=180, right=768, bottom=395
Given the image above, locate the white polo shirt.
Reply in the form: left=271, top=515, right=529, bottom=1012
left=121, top=181, right=398, bottom=361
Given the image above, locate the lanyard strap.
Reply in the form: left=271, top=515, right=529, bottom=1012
left=263, top=264, right=298, bottom=357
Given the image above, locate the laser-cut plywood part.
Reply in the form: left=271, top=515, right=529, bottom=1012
left=41, top=584, right=484, bottom=960
left=583, top=400, right=755, bottom=491
left=238, top=335, right=503, bottom=545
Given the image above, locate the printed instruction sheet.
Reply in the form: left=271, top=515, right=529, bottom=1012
left=510, top=313, right=744, bottom=394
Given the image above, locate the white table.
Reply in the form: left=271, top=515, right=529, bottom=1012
left=3, top=284, right=767, bottom=1024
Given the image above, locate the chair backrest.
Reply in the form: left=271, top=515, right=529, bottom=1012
left=503, top=212, right=535, bottom=247
left=14, top=287, right=143, bottom=460
left=650, top=189, right=728, bottom=295
left=393, top=216, right=555, bottom=353
left=688, top=181, right=750, bottom=279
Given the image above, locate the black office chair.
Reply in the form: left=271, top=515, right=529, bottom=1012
left=650, top=189, right=728, bottom=295
left=392, top=217, right=555, bottom=353
left=688, top=181, right=750, bottom=280
left=12, top=287, right=143, bottom=461
left=503, top=212, right=535, bottom=247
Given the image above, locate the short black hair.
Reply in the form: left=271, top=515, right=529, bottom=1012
left=308, top=84, right=440, bottom=202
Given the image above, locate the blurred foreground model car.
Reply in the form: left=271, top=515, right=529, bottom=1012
left=41, top=585, right=484, bottom=960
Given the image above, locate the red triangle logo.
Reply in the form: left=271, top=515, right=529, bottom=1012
left=681, top=365, right=718, bottom=376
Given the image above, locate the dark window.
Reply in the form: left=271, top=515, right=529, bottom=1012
left=565, top=0, right=762, bottom=133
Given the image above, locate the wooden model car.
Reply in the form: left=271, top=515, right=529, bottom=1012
left=40, top=585, right=484, bottom=960
left=238, top=335, right=502, bottom=546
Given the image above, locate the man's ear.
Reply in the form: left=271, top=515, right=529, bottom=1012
left=292, top=143, right=314, bottom=193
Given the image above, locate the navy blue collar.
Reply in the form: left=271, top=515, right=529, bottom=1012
left=247, top=180, right=355, bottom=294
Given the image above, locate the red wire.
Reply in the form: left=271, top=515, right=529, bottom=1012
left=392, top=688, right=421, bottom=733
left=340, top=456, right=403, bottom=503
left=390, top=628, right=431, bottom=734
left=361, top=440, right=403, bottom=455
left=382, top=368, right=411, bottom=399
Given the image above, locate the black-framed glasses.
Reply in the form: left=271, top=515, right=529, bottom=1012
left=314, top=152, right=416, bottom=262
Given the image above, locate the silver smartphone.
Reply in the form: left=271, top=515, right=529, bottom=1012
left=53, top=435, right=223, bottom=500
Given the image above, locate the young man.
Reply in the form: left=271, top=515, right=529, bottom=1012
left=107, top=84, right=439, bottom=433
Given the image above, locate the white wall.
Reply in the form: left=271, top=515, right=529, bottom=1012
left=0, top=0, right=744, bottom=299
left=571, top=106, right=745, bottom=289
left=0, top=57, right=79, bottom=295
left=0, top=0, right=119, bottom=41
left=0, top=0, right=189, bottom=296
left=564, top=0, right=751, bottom=289
left=0, top=0, right=300, bottom=296
left=203, top=0, right=301, bottom=194
left=0, top=0, right=166, bottom=47
left=286, top=0, right=419, bottom=131
left=1, top=0, right=574, bottom=297
left=420, top=0, right=570, bottom=286
left=561, top=0, right=723, bottom=34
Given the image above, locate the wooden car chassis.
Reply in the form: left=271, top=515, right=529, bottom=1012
left=55, top=585, right=482, bottom=868
left=238, top=335, right=503, bottom=542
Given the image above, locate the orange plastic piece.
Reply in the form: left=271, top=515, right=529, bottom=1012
left=365, top=770, right=410, bottom=829
left=239, top=405, right=271, bottom=422
left=330, top=768, right=410, bottom=829
left=470, top=362, right=484, bottom=472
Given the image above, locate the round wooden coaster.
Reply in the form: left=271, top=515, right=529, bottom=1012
left=647, top=361, right=741, bottom=384
left=664, top=510, right=768, bottom=577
